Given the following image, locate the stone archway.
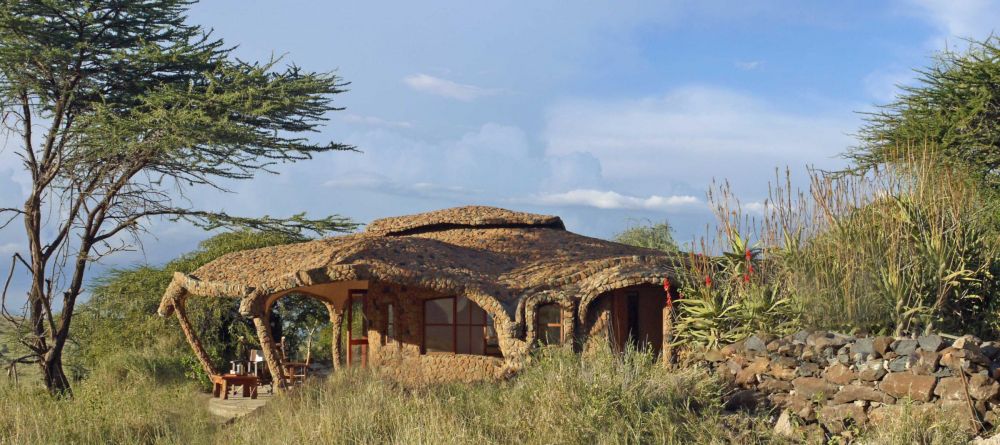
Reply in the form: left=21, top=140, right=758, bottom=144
left=245, top=280, right=369, bottom=390
left=579, top=284, right=667, bottom=357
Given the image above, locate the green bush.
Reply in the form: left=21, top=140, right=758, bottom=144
left=670, top=155, right=1000, bottom=346
left=217, top=347, right=780, bottom=444
left=69, top=231, right=306, bottom=382
left=614, top=220, right=679, bottom=253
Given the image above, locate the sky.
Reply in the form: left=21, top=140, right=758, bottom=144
left=1, top=0, right=1000, bottom=309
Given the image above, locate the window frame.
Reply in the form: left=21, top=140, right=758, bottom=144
left=383, top=302, right=396, bottom=345
left=422, top=296, right=496, bottom=356
left=536, top=302, right=564, bottom=345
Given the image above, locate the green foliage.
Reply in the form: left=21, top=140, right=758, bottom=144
left=672, top=156, right=1000, bottom=344
left=779, top=160, right=1000, bottom=336
left=672, top=228, right=798, bottom=348
left=0, top=350, right=216, bottom=444
left=217, top=347, right=779, bottom=444
left=69, top=231, right=305, bottom=381
left=613, top=220, right=679, bottom=253
left=853, top=36, right=1000, bottom=190
left=0, top=0, right=357, bottom=391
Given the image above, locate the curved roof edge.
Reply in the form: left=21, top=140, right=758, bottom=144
left=365, top=205, right=564, bottom=237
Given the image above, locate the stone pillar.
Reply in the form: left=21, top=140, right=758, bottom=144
left=253, top=316, right=287, bottom=390
left=662, top=301, right=674, bottom=367
left=172, top=297, right=216, bottom=376
left=325, top=302, right=344, bottom=371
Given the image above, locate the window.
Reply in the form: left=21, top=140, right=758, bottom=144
left=537, top=303, right=563, bottom=345
left=384, top=303, right=395, bottom=345
left=423, top=296, right=499, bottom=356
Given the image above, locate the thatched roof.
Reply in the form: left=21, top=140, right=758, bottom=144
left=157, top=206, right=677, bottom=320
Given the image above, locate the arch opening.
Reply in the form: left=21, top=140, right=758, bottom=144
left=581, top=284, right=667, bottom=356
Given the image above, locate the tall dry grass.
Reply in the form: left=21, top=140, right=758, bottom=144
left=672, top=150, right=1000, bottom=345
left=216, top=347, right=779, bottom=445
left=0, top=352, right=216, bottom=445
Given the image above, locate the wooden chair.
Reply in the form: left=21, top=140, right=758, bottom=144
left=248, top=349, right=274, bottom=394
left=280, top=333, right=312, bottom=385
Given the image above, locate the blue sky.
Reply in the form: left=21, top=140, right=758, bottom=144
left=1, top=0, right=999, bottom=308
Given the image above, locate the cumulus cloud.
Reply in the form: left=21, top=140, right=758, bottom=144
left=340, top=113, right=414, bottom=129
left=543, top=85, right=856, bottom=197
left=403, top=73, right=499, bottom=101
left=529, top=189, right=700, bottom=212
left=903, top=0, right=1000, bottom=45
left=324, top=174, right=481, bottom=199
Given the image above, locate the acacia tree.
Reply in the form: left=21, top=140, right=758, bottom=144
left=0, top=0, right=355, bottom=394
left=852, top=36, right=1000, bottom=188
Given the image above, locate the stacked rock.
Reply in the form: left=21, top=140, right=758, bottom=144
left=699, top=331, right=1000, bottom=438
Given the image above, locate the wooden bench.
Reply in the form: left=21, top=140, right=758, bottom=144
left=211, top=374, right=258, bottom=400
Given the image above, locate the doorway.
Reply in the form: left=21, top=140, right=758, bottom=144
left=346, top=289, right=369, bottom=367
left=607, top=285, right=664, bottom=355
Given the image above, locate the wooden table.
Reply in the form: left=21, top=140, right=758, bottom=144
left=211, top=374, right=258, bottom=400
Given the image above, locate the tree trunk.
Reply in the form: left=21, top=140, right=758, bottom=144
left=41, top=348, right=70, bottom=394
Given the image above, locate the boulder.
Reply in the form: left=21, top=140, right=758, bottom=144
left=818, top=403, right=867, bottom=434
left=918, top=334, right=945, bottom=352
left=879, top=372, right=936, bottom=402
left=758, top=377, right=793, bottom=393
left=796, top=362, right=821, bottom=377
left=823, top=363, right=856, bottom=385
left=853, top=337, right=875, bottom=355
left=858, top=359, right=887, bottom=381
left=893, top=339, right=919, bottom=355
left=954, top=335, right=982, bottom=353
left=792, top=377, right=838, bottom=400
left=981, top=341, right=1000, bottom=360
left=735, top=358, right=770, bottom=386
left=833, top=384, right=895, bottom=404
left=744, top=335, right=767, bottom=354
left=772, top=409, right=797, bottom=439
left=931, top=375, right=998, bottom=401
left=768, top=363, right=797, bottom=381
left=872, top=336, right=894, bottom=357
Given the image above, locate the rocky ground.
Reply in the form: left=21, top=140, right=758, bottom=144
left=693, top=330, right=1000, bottom=442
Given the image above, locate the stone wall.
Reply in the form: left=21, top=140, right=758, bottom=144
left=365, top=282, right=505, bottom=385
left=696, top=331, right=1000, bottom=439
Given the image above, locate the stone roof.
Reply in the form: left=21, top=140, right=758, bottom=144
left=157, top=206, right=677, bottom=319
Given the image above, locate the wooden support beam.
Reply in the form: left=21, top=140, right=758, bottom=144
left=253, top=316, right=288, bottom=391
left=662, top=302, right=675, bottom=367
left=325, top=302, right=344, bottom=371
left=173, top=297, right=217, bottom=376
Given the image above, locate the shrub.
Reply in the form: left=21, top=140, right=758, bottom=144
left=671, top=152, right=1000, bottom=345
left=614, top=220, right=679, bottom=253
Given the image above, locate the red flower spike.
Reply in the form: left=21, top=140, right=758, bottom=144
left=748, top=264, right=755, bottom=275
left=745, top=249, right=752, bottom=261
left=743, top=273, right=750, bottom=283
left=705, top=275, right=712, bottom=287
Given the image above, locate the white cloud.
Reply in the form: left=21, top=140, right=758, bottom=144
left=543, top=85, right=857, bottom=197
left=529, top=189, right=700, bottom=212
left=863, top=68, right=915, bottom=102
left=735, top=60, right=763, bottom=71
left=403, top=73, right=499, bottom=101
left=904, top=0, right=1000, bottom=45
left=323, top=174, right=481, bottom=199
left=341, top=113, right=414, bottom=129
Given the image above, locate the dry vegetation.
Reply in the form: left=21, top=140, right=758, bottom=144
left=0, top=347, right=979, bottom=444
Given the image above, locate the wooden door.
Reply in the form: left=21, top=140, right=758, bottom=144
left=346, top=290, right=369, bottom=367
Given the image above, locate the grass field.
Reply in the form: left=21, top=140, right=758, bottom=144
left=0, top=317, right=41, bottom=386
left=0, top=346, right=979, bottom=444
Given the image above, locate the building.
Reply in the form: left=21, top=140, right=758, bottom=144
left=157, top=206, right=678, bottom=386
